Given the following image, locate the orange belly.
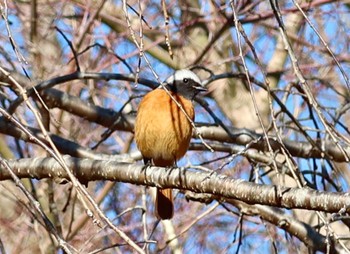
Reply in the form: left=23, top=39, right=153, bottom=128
left=135, top=89, right=194, bottom=166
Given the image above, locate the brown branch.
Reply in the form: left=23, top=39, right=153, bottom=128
left=28, top=89, right=350, bottom=162
left=2, top=85, right=350, bottom=162
left=0, top=117, right=133, bottom=161
left=1, top=71, right=349, bottom=163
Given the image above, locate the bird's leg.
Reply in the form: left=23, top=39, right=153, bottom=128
left=143, top=157, right=152, bottom=166
left=141, top=157, right=152, bottom=172
left=173, top=156, right=178, bottom=168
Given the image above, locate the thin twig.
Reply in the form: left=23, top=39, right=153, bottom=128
left=0, top=156, right=75, bottom=253
left=161, top=0, right=173, bottom=59
left=56, top=26, right=81, bottom=72
left=291, top=0, right=350, bottom=90
left=269, top=0, right=350, bottom=163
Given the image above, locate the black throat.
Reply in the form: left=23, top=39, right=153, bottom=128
left=165, top=79, right=201, bottom=100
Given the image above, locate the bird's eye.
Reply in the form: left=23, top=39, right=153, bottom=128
left=183, top=78, right=189, bottom=83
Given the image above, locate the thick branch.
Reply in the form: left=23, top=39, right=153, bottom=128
left=0, top=118, right=133, bottom=161
left=3, top=156, right=350, bottom=214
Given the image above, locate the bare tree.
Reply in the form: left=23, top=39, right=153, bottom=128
left=0, top=0, right=349, bottom=253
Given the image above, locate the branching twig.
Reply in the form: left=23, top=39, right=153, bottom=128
left=0, top=156, right=75, bottom=253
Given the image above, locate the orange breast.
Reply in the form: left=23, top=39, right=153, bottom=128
left=134, top=89, right=194, bottom=166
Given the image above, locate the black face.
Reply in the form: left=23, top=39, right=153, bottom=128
left=164, top=70, right=207, bottom=100
left=166, top=78, right=204, bottom=100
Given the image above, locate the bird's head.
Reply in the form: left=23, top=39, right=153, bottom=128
left=163, top=69, right=207, bottom=100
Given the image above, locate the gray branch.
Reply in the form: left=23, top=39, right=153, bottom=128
left=3, top=156, right=350, bottom=214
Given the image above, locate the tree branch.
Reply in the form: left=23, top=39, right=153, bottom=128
left=3, top=156, right=350, bottom=214
left=228, top=200, right=339, bottom=253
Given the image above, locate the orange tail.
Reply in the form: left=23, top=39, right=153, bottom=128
left=156, top=188, right=173, bottom=220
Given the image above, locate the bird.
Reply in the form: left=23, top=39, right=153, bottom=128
left=134, top=69, right=206, bottom=220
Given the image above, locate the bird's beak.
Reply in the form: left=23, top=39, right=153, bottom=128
left=194, top=85, right=207, bottom=92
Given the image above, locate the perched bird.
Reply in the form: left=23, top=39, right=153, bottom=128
left=134, top=69, right=206, bottom=220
